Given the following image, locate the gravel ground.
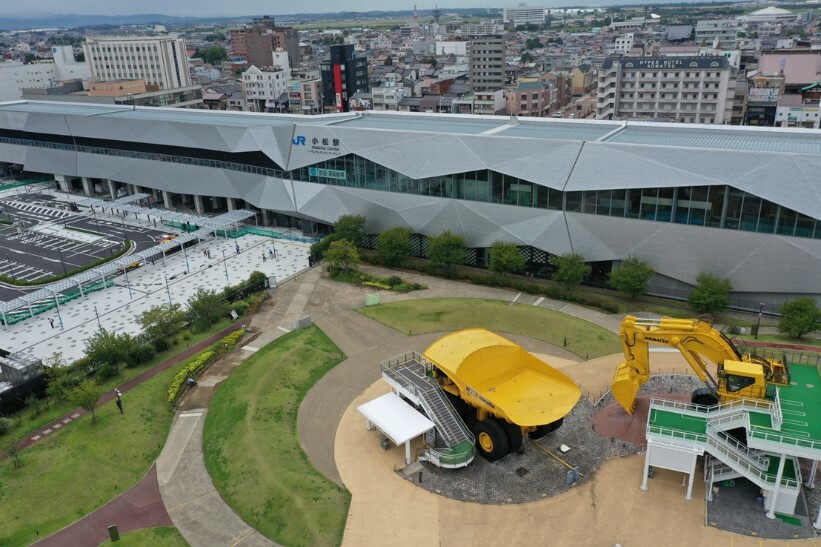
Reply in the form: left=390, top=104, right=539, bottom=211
left=407, top=398, right=610, bottom=504
left=402, top=372, right=821, bottom=537
left=707, top=479, right=816, bottom=539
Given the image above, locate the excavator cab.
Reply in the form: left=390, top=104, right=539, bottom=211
left=716, top=361, right=767, bottom=401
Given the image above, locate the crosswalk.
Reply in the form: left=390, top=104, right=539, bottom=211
left=8, top=202, right=74, bottom=220
left=0, top=258, right=49, bottom=281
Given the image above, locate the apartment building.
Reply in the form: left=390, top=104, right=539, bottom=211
left=502, top=3, right=546, bottom=27
left=461, top=23, right=507, bottom=35
left=83, top=35, right=191, bottom=90
left=695, top=19, right=739, bottom=45
left=242, top=65, right=290, bottom=112
left=507, top=80, right=554, bottom=116
left=468, top=36, right=505, bottom=92
left=597, top=57, right=735, bottom=124
left=0, top=46, right=90, bottom=101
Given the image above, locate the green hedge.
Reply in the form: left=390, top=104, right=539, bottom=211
left=167, top=329, right=245, bottom=405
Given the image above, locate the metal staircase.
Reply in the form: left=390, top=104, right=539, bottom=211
left=381, top=352, right=475, bottom=468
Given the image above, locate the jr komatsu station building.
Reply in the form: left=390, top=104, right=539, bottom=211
left=0, top=101, right=818, bottom=306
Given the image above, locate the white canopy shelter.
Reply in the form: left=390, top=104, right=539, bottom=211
left=357, top=392, right=435, bottom=464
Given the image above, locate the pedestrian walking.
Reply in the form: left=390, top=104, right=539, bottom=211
left=235, top=243, right=240, bottom=254
left=207, top=249, right=212, bottom=259
left=262, top=252, right=266, bottom=262
left=114, top=388, right=123, bottom=414
left=268, top=247, right=274, bottom=260
left=48, top=317, right=55, bottom=329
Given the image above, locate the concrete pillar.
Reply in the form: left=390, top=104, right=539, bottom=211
left=405, top=440, right=412, bottom=465
left=194, top=195, right=205, bottom=216
left=55, top=174, right=71, bottom=193
left=806, top=460, right=818, bottom=488
left=641, top=446, right=651, bottom=491
left=766, top=456, right=786, bottom=519
left=107, top=179, right=117, bottom=200
left=262, top=209, right=271, bottom=227
left=227, top=197, right=236, bottom=212
left=685, top=455, right=697, bottom=501
left=162, top=191, right=173, bottom=210
left=815, top=503, right=821, bottom=529
left=81, top=177, right=93, bottom=196
left=128, top=184, right=137, bottom=196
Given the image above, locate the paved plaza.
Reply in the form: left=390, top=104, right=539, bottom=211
left=0, top=181, right=311, bottom=362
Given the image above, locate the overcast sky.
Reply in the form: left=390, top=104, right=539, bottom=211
left=0, top=1, right=476, bottom=17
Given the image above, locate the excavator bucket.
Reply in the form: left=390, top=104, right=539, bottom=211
left=611, top=361, right=642, bottom=414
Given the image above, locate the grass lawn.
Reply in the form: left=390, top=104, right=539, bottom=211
left=745, top=333, right=821, bottom=350
left=358, top=298, right=622, bottom=359
left=0, top=347, right=208, bottom=545
left=98, top=526, right=188, bottom=546
left=203, top=325, right=350, bottom=547
left=9, top=318, right=236, bottom=441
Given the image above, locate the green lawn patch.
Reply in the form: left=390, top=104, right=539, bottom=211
left=8, top=318, right=237, bottom=439
left=203, top=325, right=350, bottom=547
left=98, top=526, right=188, bottom=546
left=750, top=334, right=821, bottom=350
left=358, top=298, right=622, bottom=359
left=0, top=350, right=196, bottom=544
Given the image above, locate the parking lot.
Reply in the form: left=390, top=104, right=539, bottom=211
left=0, top=188, right=190, bottom=302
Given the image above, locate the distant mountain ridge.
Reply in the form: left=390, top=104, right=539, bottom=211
left=0, top=9, right=493, bottom=31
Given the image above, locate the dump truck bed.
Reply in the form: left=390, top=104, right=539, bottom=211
left=424, top=329, right=581, bottom=427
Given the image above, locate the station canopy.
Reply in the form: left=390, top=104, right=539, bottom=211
left=357, top=392, right=435, bottom=446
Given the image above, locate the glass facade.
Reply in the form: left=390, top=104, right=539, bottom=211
left=1, top=135, right=818, bottom=240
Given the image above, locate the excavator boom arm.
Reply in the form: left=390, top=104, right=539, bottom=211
left=612, top=316, right=743, bottom=413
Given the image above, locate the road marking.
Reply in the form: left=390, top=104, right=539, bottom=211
left=277, top=326, right=290, bottom=333
left=231, top=531, right=257, bottom=546
left=179, top=411, right=203, bottom=417
left=781, top=409, right=805, bottom=416
left=167, top=490, right=217, bottom=513
left=781, top=419, right=808, bottom=427
left=241, top=345, right=259, bottom=352
left=780, top=400, right=804, bottom=407
left=511, top=292, right=521, bottom=304
left=533, top=297, right=544, bottom=306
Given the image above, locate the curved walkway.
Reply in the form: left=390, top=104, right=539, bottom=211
left=35, top=465, right=171, bottom=547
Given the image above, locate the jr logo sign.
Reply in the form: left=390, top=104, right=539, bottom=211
left=292, top=136, right=306, bottom=145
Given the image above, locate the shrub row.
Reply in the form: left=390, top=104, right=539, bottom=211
left=166, top=329, right=245, bottom=405
left=330, top=269, right=425, bottom=293
left=167, top=351, right=215, bottom=403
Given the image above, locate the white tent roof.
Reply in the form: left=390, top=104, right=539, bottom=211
left=357, top=393, right=435, bottom=446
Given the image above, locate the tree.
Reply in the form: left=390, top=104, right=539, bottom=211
left=427, top=230, right=466, bottom=278
left=325, top=239, right=360, bottom=273
left=688, top=272, right=732, bottom=314
left=137, top=303, right=186, bottom=344
left=550, top=253, right=591, bottom=294
left=198, top=45, right=227, bottom=65
left=187, top=287, right=229, bottom=328
left=68, top=380, right=103, bottom=425
left=489, top=241, right=526, bottom=278
left=525, top=38, right=541, bottom=49
left=608, top=256, right=655, bottom=300
left=333, top=214, right=367, bottom=248
left=2, top=420, right=23, bottom=469
left=45, top=352, right=80, bottom=402
left=520, top=52, right=535, bottom=64
left=376, top=226, right=413, bottom=267
left=84, top=329, right=137, bottom=371
left=778, top=298, right=821, bottom=339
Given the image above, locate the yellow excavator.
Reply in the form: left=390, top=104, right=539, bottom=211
left=611, top=315, right=790, bottom=414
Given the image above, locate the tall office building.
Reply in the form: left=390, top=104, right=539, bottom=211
left=83, top=35, right=191, bottom=90
left=231, top=17, right=300, bottom=68
left=468, top=36, right=505, bottom=92
left=596, top=57, right=735, bottom=124
left=502, top=3, right=546, bottom=27
left=320, top=44, right=369, bottom=112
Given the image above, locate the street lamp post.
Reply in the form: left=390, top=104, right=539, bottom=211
left=165, top=274, right=172, bottom=305
left=5, top=254, right=15, bottom=282
left=94, top=305, right=103, bottom=334
left=57, top=248, right=67, bottom=276
left=755, top=302, right=766, bottom=339
left=222, top=249, right=229, bottom=282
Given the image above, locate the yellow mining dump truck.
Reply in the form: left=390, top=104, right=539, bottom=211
left=424, top=329, right=581, bottom=461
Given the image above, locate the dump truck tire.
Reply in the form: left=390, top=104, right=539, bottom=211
left=691, top=387, right=718, bottom=407
left=472, top=418, right=510, bottom=461
left=445, top=392, right=476, bottom=427
left=501, top=420, right=523, bottom=453
left=530, top=417, right=563, bottom=439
